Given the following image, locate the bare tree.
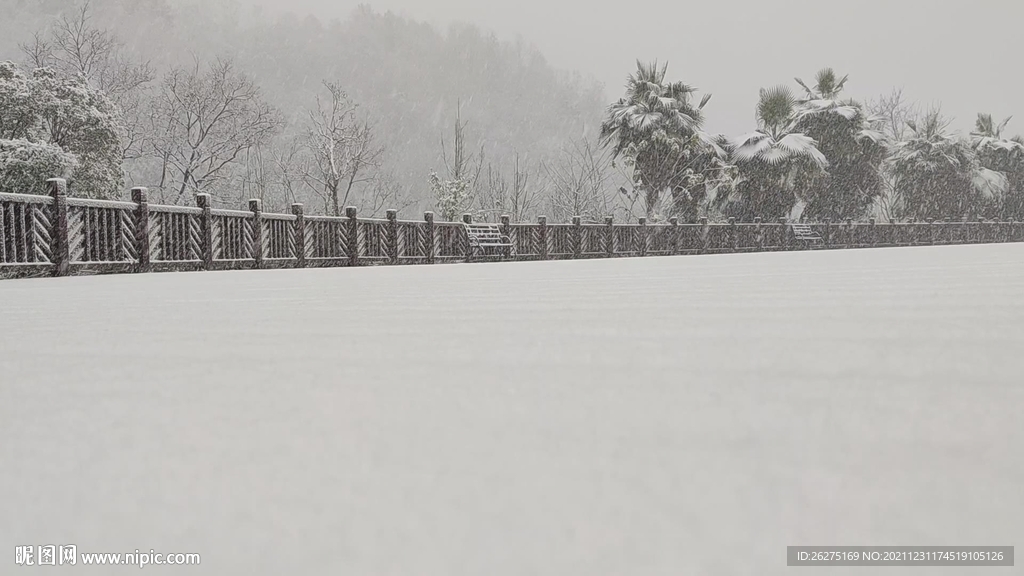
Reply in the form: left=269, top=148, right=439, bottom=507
left=868, top=89, right=919, bottom=143
left=269, top=136, right=306, bottom=210
left=240, top=143, right=271, bottom=206
left=430, top=106, right=485, bottom=221
left=21, top=0, right=155, bottom=161
left=150, top=58, right=281, bottom=203
left=868, top=90, right=920, bottom=221
left=301, top=81, right=384, bottom=216
left=545, top=138, right=614, bottom=223
left=477, top=153, right=540, bottom=222
left=362, top=173, right=415, bottom=218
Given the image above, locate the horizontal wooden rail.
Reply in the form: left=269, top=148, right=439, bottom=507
left=2, top=179, right=1023, bottom=279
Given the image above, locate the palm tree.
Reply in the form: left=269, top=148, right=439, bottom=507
left=790, top=69, right=888, bottom=220
left=971, top=114, right=1024, bottom=218
left=795, top=68, right=849, bottom=101
left=888, top=110, right=1007, bottom=220
left=600, top=61, right=727, bottom=221
left=716, top=85, right=828, bottom=221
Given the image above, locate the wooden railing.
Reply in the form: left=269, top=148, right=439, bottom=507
left=2, top=178, right=1023, bottom=279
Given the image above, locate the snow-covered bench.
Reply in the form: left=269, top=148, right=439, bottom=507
left=790, top=223, right=822, bottom=244
left=464, top=223, right=513, bottom=258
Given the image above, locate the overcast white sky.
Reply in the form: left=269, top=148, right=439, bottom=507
left=238, top=0, right=1020, bottom=137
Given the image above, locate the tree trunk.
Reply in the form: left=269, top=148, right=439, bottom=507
left=644, top=188, right=658, bottom=220
left=329, top=183, right=340, bottom=217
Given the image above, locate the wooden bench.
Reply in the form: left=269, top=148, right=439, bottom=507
left=464, top=223, right=514, bottom=259
left=790, top=223, right=823, bottom=244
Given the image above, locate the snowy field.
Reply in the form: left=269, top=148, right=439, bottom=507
left=2, top=245, right=1022, bottom=574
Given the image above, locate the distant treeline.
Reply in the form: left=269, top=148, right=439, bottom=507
left=2, top=0, right=1022, bottom=224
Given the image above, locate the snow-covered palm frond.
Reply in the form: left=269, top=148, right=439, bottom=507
left=996, top=117, right=1012, bottom=136
left=695, top=130, right=726, bottom=157
left=831, top=105, right=859, bottom=120
left=791, top=100, right=860, bottom=125
left=971, top=134, right=1024, bottom=154
left=730, top=131, right=827, bottom=169
left=656, top=96, right=676, bottom=109
left=972, top=113, right=1012, bottom=139
left=794, top=77, right=815, bottom=100
left=730, top=132, right=773, bottom=162
left=757, top=146, right=792, bottom=166
left=856, top=128, right=886, bottom=144
left=630, top=111, right=662, bottom=131
left=971, top=167, right=1008, bottom=199
left=665, top=110, right=699, bottom=133
left=776, top=133, right=828, bottom=168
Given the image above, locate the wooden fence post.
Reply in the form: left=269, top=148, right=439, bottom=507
left=462, top=213, right=473, bottom=262
left=845, top=218, right=853, bottom=248
left=604, top=216, right=614, bottom=258
left=927, top=219, right=936, bottom=245
left=669, top=217, right=680, bottom=255
left=699, top=217, right=709, bottom=254
left=977, top=216, right=986, bottom=244
left=500, top=214, right=512, bottom=259
left=538, top=215, right=549, bottom=260
left=132, top=187, right=150, bottom=273
left=638, top=217, right=648, bottom=256
left=196, top=193, right=214, bottom=270
left=754, top=217, right=763, bottom=251
left=345, top=206, right=358, bottom=266
left=386, top=209, right=399, bottom=265
left=869, top=218, right=877, bottom=247
left=728, top=217, right=737, bottom=252
left=291, top=203, right=306, bottom=267
left=424, top=211, right=435, bottom=264
left=49, top=178, right=69, bottom=276
left=248, top=199, right=264, bottom=269
left=823, top=218, right=832, bottom=248
left=598, top=214, right=606, bottom=256
left=779, top=218, right=789, bottom=250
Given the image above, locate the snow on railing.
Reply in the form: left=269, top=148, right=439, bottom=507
left=2, top=178, right=1023, bottom=279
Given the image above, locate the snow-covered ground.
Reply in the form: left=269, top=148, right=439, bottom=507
left=2, top=245, right=1022, bottom=574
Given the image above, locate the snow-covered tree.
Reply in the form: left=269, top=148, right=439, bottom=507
left=544, top=138, right=612, bottom=223
left=479, top=153, right=540, bottom=223
left=301, top=81, right=383, bottom=216
left=0, top=139, right=77, bottom=195
left=791, top=69, right=888, bottom=220
left=429, top=171, right=473, bottom=222
left=0, top=61, right=123, bottom=197
left=149, top=58, right=281, bottom=203
left=430, top=108, right=482, bottom=221
left=718, top=86, right=828, bottom=221
left=887, top=109, right=1006, bottom=220
left=970, top=114, right=1024, bottom=219
left=21, top=0, right=155, bottom=163
left=600, top=61, right=730, bottom=222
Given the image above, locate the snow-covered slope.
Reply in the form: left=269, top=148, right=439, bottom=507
left=2, top=245, right=1022, bottom=574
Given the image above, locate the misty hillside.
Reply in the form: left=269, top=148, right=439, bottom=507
left=1, top=0, right=606, bottom=214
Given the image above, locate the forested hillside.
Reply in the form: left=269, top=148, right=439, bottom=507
left=0, top=0, right=607, bottom=216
